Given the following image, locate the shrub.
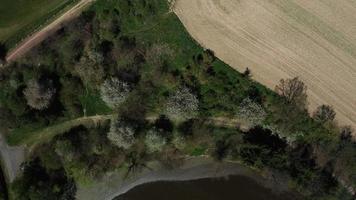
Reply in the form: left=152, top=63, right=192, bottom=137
left=100, top=77, right=131, bottom=108
left=172, top=133, right=186, bottom=150
left=144, top=129, right=167, bottom=153
left=23, top=79, right=56, bottom=110
left=107, top=118, right=136, bottom=149
left=166, top=87, right=199, bottom=120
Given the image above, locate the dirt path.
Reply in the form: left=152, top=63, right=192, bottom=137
left=5, top=0, right=95, bottom=62
left=0, top=134, right=25, bottom=183
left=174, top=0, right=356, bottom=128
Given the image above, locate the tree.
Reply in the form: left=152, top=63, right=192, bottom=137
left=107, top=118, right=136, bottom=149
left=100, top=77, right=131, bottom=108
left=0, top=43, right=7, bottom=63
left=237, top=98, right=266, bottom=126
left=75, top=48, right=105, bottom=86
left=340, top=126, right=353, bottom=143
left=23, top=79, right=56, bottom=110
left=146, top=43, right=174, bottom=66
left=11, top=159, right=76, bottom=200
left=243, top=67, right=251, bottom=78
left=166, top=87, right=199, bottom=120
left=275, top=77, right=307, bottom=107
left=313, top=105, right=336, bottom=123
left=172, top=133, right=186, bottom=150
left=144, top=129, right=167, bottom=153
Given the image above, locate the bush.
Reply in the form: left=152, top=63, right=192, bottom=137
left=100, top=77, right=131, bottom=108
left=166, top=87, right=199, bottom=120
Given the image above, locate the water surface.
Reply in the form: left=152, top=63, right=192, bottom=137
left=116, top=175, right=299, bottom=200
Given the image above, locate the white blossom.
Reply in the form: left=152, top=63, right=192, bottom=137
left=100, top=77, right=130, bottom=108
left=166, top=87, right=199, bottom=120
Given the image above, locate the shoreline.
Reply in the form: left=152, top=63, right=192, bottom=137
left=77, top=157, right=291, bottom=200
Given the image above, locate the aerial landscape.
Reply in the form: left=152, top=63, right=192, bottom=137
left=0, top=0, right=355, bottom=200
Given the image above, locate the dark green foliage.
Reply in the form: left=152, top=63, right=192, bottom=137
left=0, top=43, right=7, bottom=62
left=11, top=159, right=76, bottom=200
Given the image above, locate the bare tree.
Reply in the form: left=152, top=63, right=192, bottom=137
left=313, top=105, right=336, bottom=123
left=100, top=77, right=131, bottom=108
left=275, top=77, right=307, bottom=107
left=23, top=79, right=56, bottom=110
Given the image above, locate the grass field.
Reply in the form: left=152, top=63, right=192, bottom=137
left=174, top=0, right=356, bottom=128
left=0, top=0, right=78, bottom=48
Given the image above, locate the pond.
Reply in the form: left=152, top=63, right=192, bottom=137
left=116, top=175, right=300, bottom=200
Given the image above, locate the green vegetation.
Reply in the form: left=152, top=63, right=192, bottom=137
left=0, top=165, right=7, bottom=200
left=7, top=115, right=111, bottom=147
left=0, top=0, right=355, bottom=199
left=0, top=0, right=79, bottom=48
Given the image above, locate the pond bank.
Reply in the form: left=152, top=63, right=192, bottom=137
left=77, top=157, right=294, bottom=200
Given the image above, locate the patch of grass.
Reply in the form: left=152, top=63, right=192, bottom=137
left=79, top=88, right=112, bottom=116
left=7, top=115, right=112, bottom=146
left=0, top=0, right=79, bottom=48
left=190, top=146, right=207, bottom=156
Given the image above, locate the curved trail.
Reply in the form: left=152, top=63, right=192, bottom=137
left=5, top=0, right=95, bottom=62
left=174, top=0, right=356, bottom=128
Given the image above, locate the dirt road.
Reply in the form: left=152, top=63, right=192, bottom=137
left=174, top=0, right=356, bottom=128
left=0, top=134, right=25, bottom=182
left=5, top=0, right=95, bottom=62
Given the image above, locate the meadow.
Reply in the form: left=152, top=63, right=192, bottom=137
left=0, top=0, right=78, bottom=48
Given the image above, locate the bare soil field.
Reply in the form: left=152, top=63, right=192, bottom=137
left=174, top=0, right=356, bottom=128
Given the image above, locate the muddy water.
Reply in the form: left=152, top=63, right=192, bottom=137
left=116, top=175, right=300, bottom=200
